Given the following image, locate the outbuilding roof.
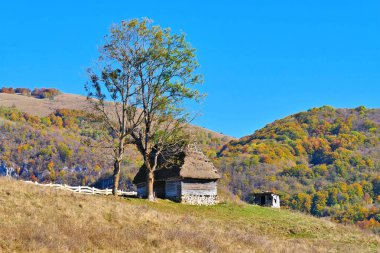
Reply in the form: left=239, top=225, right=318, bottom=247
left=253, top=192, right=279, bottom=196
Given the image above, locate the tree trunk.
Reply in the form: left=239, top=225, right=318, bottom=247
left=112, top=160, right=121, bottom=196
left=147, top=170, right=155, bottom=201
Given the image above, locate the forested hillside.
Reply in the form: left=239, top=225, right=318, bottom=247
left=216, top=106, right=380, bottom=231
left=0, top=93, right=232, bottom=190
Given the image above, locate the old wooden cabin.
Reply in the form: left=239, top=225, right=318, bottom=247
left=133, top=145, right=220, bottom=205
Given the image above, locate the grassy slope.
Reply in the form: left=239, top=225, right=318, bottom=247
left=0, top=93, right=91, bottom=117
left=0, top=178, right=379, bottom=253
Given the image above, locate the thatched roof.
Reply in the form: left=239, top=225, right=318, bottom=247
left=133, top=145, right=220, bottom=184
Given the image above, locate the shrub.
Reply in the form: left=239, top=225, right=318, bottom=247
left=0, top=87, right=15, bottom=94
left=31, top=88, right=61, bottom=99
left=57, top=143, right=73, bottom=162
left=15, top=88, right=31, bottom=96
left=281, top=164, right=314, bottom=178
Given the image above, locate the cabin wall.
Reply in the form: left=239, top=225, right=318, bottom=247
left=137, top=181, right=166, bottom=198
left=181, top=180, right=217, bottom=196
left=136, top=179, right=219, bottom=205
left=154, top=181, right=166, bottom=198
left=265, top=195, right=272, bottom=206
left=165, top=180, right=181, bottom=200
left=180, top=179, right=218, bottom=205
left=272, top=194, right=280, bottom=208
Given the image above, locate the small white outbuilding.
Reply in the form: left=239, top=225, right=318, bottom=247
left=252, top=192, right=280, bottom=208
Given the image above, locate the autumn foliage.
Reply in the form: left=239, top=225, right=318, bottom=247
left=216, top=106, right=380, bottom=232
left=0, top=87, right=15, bottom=94
left=0, top=106, right=228, bottom=193
left=0, top=87, right=60, bottom=99
left=31, top=88, right=61, bottom=99
left=0, top=100, right=379, bottom=232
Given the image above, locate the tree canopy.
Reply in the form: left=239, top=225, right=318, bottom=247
left=86, top=18, right=203, bottom=199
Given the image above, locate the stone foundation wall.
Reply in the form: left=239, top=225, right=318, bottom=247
left=181, top=194, right=218, bottom=206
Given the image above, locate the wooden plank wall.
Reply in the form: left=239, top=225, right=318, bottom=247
left=154, top=181, right=165, bottom=198
left=181, top=181, right=217, bottom=196
left=165, top=180, right=181, bottom=198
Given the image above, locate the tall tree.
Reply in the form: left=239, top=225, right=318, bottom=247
left=85, top=21, right=140, bottom=195
left=86, top=18, right=202, bottom=200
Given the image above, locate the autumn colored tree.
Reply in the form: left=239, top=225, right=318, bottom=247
left=15, top=88, right=31, bottom=96
left=86, top=18, right=202, bottom=199
left=311, top=191, right=328, bottom=216
left=0, top=87, right=15, bottom=94
left=31, top=88, right=61, bottom=99
left=292, top=193, right=312, bottom=213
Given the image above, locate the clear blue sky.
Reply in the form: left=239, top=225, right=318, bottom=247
left=1, top=1, right=379, bottom=138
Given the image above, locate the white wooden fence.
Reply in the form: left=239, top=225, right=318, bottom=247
left=23, top=181, right=137, bottom=197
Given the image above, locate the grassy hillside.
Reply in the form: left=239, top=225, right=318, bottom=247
left=0, top=92, right=91, bottom=117
left=0, top=178, right=379, bottom=252
left=216, top=106, right=380, bottom=230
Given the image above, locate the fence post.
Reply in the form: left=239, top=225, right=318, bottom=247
left=92, top=187, right=94, bottom=195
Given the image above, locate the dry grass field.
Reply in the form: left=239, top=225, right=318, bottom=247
left=0, top=178, right=379, bottom=253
